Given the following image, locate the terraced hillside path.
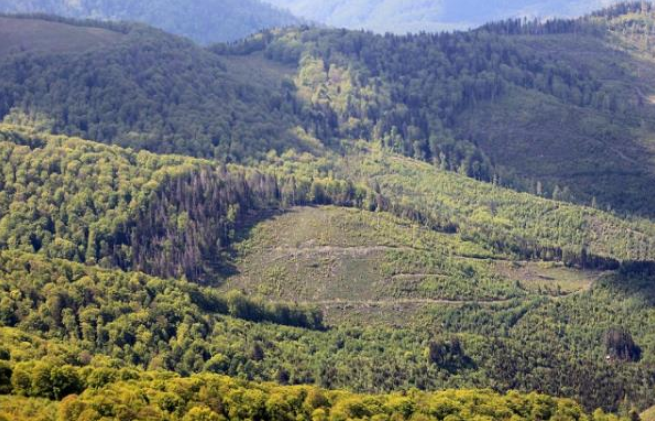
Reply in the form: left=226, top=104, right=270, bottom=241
left=269, top=245, right=504, bottom=261
left=302, top=298, right=516, bottom=307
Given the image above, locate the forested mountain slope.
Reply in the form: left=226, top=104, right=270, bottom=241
left=0, top=124, right=335, bottom=282
left=2, top=8, right=655, bottom=215
left=2, top=6, right=655, bottom=418
left=2, top=124, right=654, bottom=285
left=233, top=8, right=655, bottom=216
left=0, top=15, right=123, bottom=56
left=0, top=15, right=322, bottom=161
left=0, top=0, right=303, bottom=43
left=1, top=124, right=655, bottom=412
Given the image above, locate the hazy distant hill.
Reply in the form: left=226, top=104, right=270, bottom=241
left=0, top=0, right=303, bottom=43
left=264, top=0, right=621, bottom=33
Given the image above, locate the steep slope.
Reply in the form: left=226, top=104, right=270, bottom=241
left=3, top=11, right=655, bottom=215
left=1, top=125, right=655, bottom=411
left=0, top=16, right=316, bottom=161
left=0, top=124, right=294, bottom=282
left=280, top=4, right=655, bottom=216
left=266, top=146, right=655, bottom=264
left=241, top=16, right=655, bottom=216
left=2, top=4, right=655, bottom=419
left=0, top=0, right=303, bottom=44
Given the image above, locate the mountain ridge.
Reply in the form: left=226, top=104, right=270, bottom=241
left=2, top=9, right=655, bottom=216
left=0, top=0, right=304, bottom=44
left=262, top=0, right=623, bottom=34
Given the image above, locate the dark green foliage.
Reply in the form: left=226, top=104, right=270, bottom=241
left=2, top=11, right=655, bottom=214
left=426, top=337, right=474, bottom=373
left=2, top=247, right=655, bottom=412
left=233, top=24, right=627, bottom=178
left=0, top=126, right=427, bottom=282
left=1, top=7, right=655, bottom=418
left=2, top=126, right=655, bottom=412
left=0, top=361, right=11, bottom=394
left=0, top=250, right=324, bottom=334
left=220, top=8, right=655, bottom=215
left=131, top=167, right=283, bottom=281
left=604, top=328, right=642, bottom=362
left=0, top=21, right=308, bottom=162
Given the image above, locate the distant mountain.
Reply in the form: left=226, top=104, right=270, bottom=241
left=0, top=0, right=303, bottom=43
left=263, top=0, right=622, bottom=33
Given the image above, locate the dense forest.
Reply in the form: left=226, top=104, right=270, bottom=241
left=2, top=125, right=654, bottom=284
left=0, top=368, right=625, bottom=421
left=1, top=125, right=655, bottom=414
left=1, top=245, right=654, bottom=414
left=2, top=8, right=655, bottom=214
left=0, top=126, right=380, bottom=281
left=0, top=0, right=303, bottom=43
left=1, top=4, right=655, bottom=421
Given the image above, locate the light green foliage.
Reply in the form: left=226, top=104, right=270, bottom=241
left=0, top=368, right=625, bottom=421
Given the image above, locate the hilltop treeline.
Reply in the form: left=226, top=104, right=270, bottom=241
left=0, top=0, right=303, bottom=44
left=0, top=15, right=635, bottom=188
left=0, top=23, right=308, bottom=161
left=2, top=12, right=654, bottom=214
left=481, top=2, right=654, bottom=36
left=223, top=23, right=628, bottom=180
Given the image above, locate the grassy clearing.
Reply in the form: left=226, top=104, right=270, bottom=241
left=642, top=406, right=655, bottom=421
left=226, top=206, right=519, bottom=303
left=493, top=260, right=599, bottom=296
left=225, top=206, right=608, bottom=324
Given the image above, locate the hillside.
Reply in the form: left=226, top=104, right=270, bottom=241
left=0, top=0, right=303, bottom=44
left=0, top=365, right=617, bottom=421
left=238, top=16, right=655, bottom=216
left=2, top=5, right=655, bottom=419
left=1, top=125, right=655, bottom=412
left=226, top=206, right=598, bottom=319
left=0, top=16, right=318, bottom=161
left=2, top=10, right=655, bottom=215
left=264, top=146, right=655, bottom=264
